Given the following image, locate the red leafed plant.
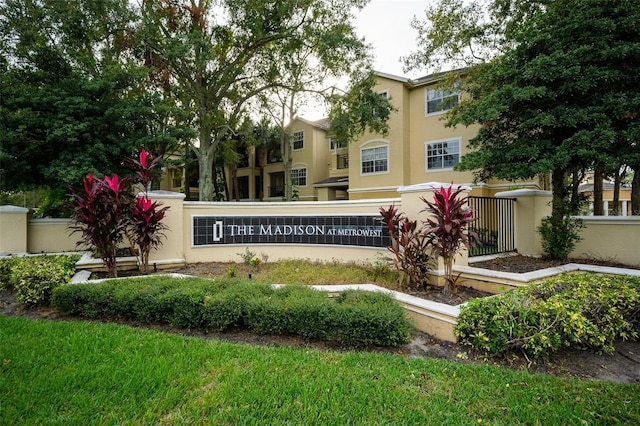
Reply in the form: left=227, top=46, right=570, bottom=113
left=69, top=149, right=169, bottom=277
left=129, top=194, right=169, bottom=273
left=124, top=148, right=163, bottom=191
left=379, top=204, right=434, bottom=290
left=69, top=173, right=133, bottom=278
left=421, top=183, right=476, bottom=296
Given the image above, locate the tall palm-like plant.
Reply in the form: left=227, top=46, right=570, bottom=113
left=70, top=150, right=169, bottom=277
left=69, top=174, right=133, bottom=278
left=421, top=183, right=476, bottom=296
left=379, top=205, right=433, bottom=290
left=125, top=149, right=169, bottom=273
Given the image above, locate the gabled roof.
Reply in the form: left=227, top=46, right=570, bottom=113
left=291, top=116, right=330, bottom=130
left=374, top=67, right=469, bottom=89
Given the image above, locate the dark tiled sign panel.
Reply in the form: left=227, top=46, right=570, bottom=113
left=192, top=215, right=390, bottom=248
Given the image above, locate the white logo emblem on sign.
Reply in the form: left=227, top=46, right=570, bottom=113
left=212, top=221, right=223, bottom=242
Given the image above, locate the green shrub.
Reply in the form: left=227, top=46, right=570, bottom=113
left=0, top=257, right=19, bottom=289
left=455, top=273, right=640, bottom=358
left=156, top=285, right=207, bottom=328
left=202, top=281, right=269, bottom=331
left=52, top=277, right=414, bottom=347
left=538, top=215, right=584, bottom=261
left=51, top=282, right=117, bottom=318
left=9, top=255, right=79, bottom=306
left=334, top=290, right=413, bottom=347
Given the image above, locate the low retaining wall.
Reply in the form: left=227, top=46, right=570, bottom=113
left=1, top=184, right=638, bottom=270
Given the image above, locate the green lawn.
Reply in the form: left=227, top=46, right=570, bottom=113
left=1, top=316, right=638, bottom=425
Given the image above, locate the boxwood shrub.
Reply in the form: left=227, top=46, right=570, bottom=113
left=52, top=277, right=413, bottom=347
left=455, top=273, right=640, bottom=358
left=1, top=255, right=79, bottom=306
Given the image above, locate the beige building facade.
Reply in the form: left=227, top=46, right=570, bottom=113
left=160, top=71, right=542, bottom=201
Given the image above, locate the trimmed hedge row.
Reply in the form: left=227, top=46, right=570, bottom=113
left=51, top=276, right=413, bottom=347
left=0, top=255, right=79, bottom=306
left=455, top=273, right=640, bottom=358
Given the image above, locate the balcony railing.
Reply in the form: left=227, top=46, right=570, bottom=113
left=337, top=153, right=349, bottom=169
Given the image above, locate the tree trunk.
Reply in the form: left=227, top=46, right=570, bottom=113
left=197, top=148, right=216, bottom=201
left=569, top=167, right=582, bottom=215
left=612, top=168, right=621, bottom=216
left=632, top=166, right=640, bottom=215
left=551, top=168, right=569, bottom=220
left=593, top=168, right=604, bottom=215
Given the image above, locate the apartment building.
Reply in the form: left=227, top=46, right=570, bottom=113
left=161, top=71, right=542, bottom=201
left=318, top=71, right=539, bottom=201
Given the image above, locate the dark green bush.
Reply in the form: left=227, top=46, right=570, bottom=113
left=7, top=255, right=79, bottom=306
left=334, top=290, right=413, bottom=347
left=52, top=277, right=413, bottom=347
left=202, top=281, right=270, bottom=331
left=455, top=273, right=640, bottom=357
left=156, top=285, right=207, bottom=328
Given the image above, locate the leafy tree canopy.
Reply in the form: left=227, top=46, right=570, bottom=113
left=0, top=0, right=185, bottom=211
left=137, top=0, right=373, bottom=201
left=406, top=0, right=640, bottom=218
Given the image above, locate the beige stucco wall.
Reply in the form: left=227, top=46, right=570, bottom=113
left=496, top=189, right=552, bottom=256
left=348, top=77, right=409, bottom=199
left=570, top=216, right=640, bottom=266
left=0, top=206, right=29, bottom=254
left=28, top=219, right=82, bottom=253
left=147, top=191, right=186, bottom=265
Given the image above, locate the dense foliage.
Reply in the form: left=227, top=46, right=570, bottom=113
left=52, top=276, right=413, bottom=347
left=406, top=0, right=640, bottom=243
left=455, top=273, right=640, bottom=358
left=0, top=0, right=182, bottom=214
left=0, top=255, right=79, bottom=306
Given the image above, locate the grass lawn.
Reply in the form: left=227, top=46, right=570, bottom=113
left=1, top=315, right=638, bottom=425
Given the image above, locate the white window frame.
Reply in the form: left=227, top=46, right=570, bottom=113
left=292, top=131, right=304, bottom=150
left=360, top=140, right=390, bottom=176
left=425, top=138, right=461, bottom=171
left=330, top=137, right=345, bottom=152
left=425, top=86, right=460, bottom=116
left=291, top=166, right=307, bottom=187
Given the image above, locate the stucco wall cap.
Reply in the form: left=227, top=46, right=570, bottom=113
left=495, top=189, right=552, bottom=198
left=397, top=182, right=472, bottom=194
left=145, top=190, right=187, bottom=200
left=0, top=205, right=30, bottom=214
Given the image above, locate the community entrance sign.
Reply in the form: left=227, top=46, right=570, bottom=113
left=192, top=215, right=389, bottom=248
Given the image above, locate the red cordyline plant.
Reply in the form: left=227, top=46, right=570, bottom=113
left=69, top=173, right=133, bottom=278
left=379, top=204, right=434, bottom=290
left=129, top=194, right=169, bottom=273
left=69, top=150, right=169, bottom=277
left=421, top=183, right=477, bottom=296
left=124, top=148, right=163, bottom=191
left=125, top=149, right=169, bottom=274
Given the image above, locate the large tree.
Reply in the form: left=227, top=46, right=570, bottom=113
left=137, top=0, right=373, bottom=201
left=0, top=0, right=178, bottom=211
left=406, top=0, right=640, bottom=221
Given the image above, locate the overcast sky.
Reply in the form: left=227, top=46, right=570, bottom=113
left=354, top=0, right=432, bottom=79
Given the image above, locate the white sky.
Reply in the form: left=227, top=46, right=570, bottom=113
left=300, top=0, right=433, bottom=119
left=354, top=0, right=433, bottom=79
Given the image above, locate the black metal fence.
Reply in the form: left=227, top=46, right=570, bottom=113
left=467, top=196, right=516, bottom=256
